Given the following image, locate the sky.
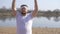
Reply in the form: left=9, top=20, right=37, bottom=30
left=0, top=0, right=60, bottom=11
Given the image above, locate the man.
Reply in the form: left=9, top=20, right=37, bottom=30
left=12, top=0, right=38, bottom=34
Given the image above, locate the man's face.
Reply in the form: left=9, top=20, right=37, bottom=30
left=21, top=6, right=28, bottom=13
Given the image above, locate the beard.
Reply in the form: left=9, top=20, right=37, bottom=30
left=21, top=12, right=26, bottom=16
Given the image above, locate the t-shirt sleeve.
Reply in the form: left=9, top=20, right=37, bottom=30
left=28, top=12, right=33, bottom=19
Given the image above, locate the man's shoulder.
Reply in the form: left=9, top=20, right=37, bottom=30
left=16, top=11, right=21, bottom=16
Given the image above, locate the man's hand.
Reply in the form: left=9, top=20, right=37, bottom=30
left=32, top=0, right=38, bottom=17
left=12, top=0, right=16, bottom=16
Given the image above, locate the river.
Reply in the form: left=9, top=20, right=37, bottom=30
left=0, top=17, right=60, bottom=28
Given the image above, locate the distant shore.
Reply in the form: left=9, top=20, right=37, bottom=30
left=0, top=11, right=60, bottom=18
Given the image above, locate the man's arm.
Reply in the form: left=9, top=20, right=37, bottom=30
left=32, top=0, right=38, bottom=17
left=12, top=0, right=16, bottom=16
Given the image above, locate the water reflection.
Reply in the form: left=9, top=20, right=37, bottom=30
left=46, top=16, right=60, bottom=22
left=54, top=17, right=60, bottom=22
left=0, top=17, right=15, bottom=22
left=0, top=16, right=60, bottom=22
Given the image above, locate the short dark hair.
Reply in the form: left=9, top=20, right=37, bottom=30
left=21, top=4, right=28, bottom=7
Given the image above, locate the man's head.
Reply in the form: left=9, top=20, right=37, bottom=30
left=20, top=4, right=28, bottom=14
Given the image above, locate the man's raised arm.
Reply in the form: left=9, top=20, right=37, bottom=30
left=32, top=0, right=38, bottom=17
left=12, top=0, right=16, bottom=16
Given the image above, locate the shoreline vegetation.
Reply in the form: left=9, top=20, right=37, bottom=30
left=0, top=9, right=60, bottom=18
left=0, top=27, right=60, bottom=34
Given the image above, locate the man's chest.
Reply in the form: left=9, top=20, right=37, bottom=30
left=17, top=14, right=32, bottom=22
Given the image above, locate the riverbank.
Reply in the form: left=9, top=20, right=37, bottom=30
left=0, top=27, right=60, bottom=34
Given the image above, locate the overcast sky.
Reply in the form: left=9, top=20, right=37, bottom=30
left=0, top=0, right=60, bottom=10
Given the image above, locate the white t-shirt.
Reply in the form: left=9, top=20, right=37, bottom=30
left=16, top=11, right=33, bottom=34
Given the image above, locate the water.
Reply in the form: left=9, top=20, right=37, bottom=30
left=33, top=17, right=60, bottom=28
left=0, top=17, right=60, bottom=28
